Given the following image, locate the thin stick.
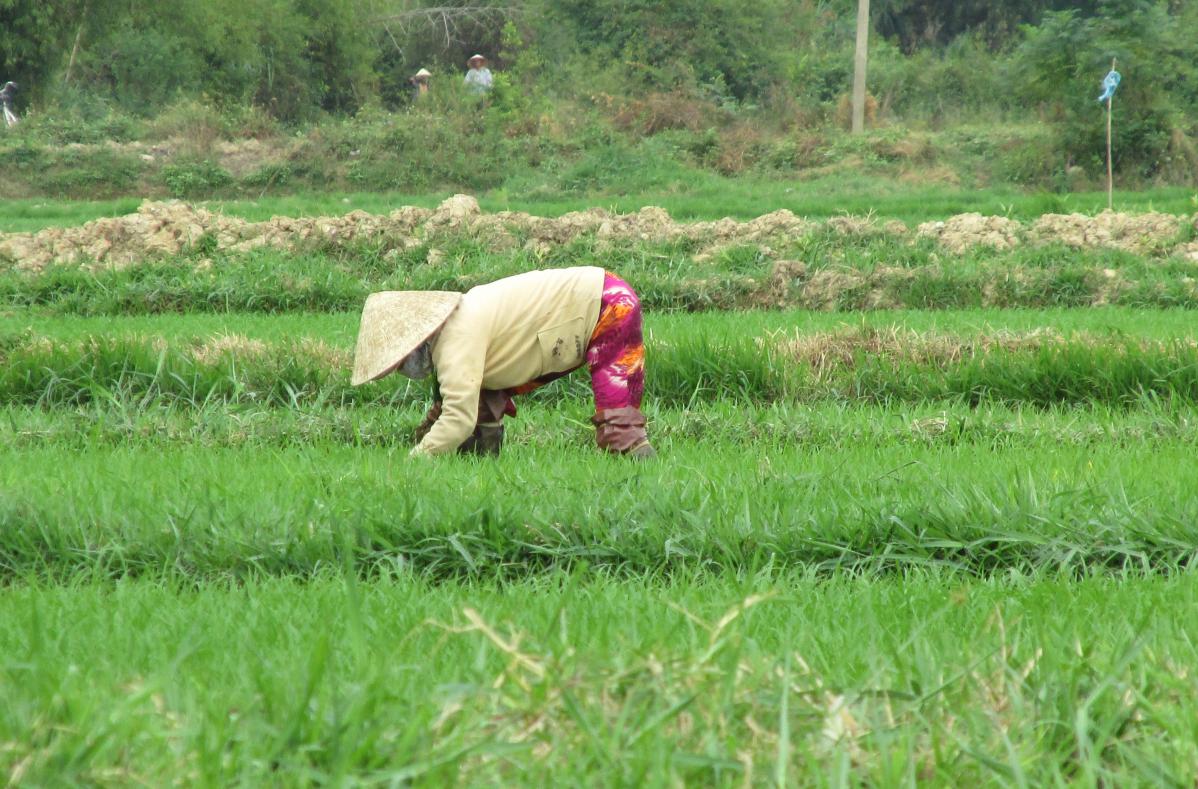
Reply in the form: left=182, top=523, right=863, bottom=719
left=1106, top=57, right=1116, bottom=211
left=64, top=1, right=89, bottom=85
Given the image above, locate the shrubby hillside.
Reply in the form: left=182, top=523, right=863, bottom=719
left=1, top=0, right=1195, bottom=195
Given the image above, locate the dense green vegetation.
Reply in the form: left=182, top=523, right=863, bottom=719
left=5, top=275, right=1198, bottom=782
left=6, top=314, right=1198, bottom=411
left=2, top=1, right=1196, bottom=201
left=4, top=423, right=1198, bottom=579
left=7, top=229, right=1198, bottom=318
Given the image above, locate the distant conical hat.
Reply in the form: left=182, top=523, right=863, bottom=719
left=414, top=68, right=432, bottom=78
left=351, top=291, right=461, bottom=385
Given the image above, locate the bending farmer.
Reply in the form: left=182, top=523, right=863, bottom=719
left=351, top=266, right=655, bottom=458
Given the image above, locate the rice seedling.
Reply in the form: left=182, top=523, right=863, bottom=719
left=2, top=437, right=1197, bottom=581
left=5, top=324, right=1198, bottom=409
left=4, top=195, right=1198, bottom=784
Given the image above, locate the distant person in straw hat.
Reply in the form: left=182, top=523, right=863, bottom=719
left=1, top=82, right=18, bottom=127
left=410, top=68, right=431, bottom=100
left=463, top=54, right=493, bottom=94
left=352, top=266, right=655, bottom=458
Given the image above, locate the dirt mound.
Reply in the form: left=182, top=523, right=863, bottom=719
left=0, top=201, right=244, bottom=272
left=1, top=198, right=1195, bottom=273
left=0, top=197, right=821, bottom=273
left=1178, top=241, right=1198, bottom=264
left=1029, top=210, right=1185, bottom=254
left=916, top=213, right=1023, bottom=253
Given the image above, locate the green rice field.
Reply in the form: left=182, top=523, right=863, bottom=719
left=3, top=199, right=1198, bottom=785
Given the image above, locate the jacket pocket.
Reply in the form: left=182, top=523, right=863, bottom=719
left=537, top=317, right=586, bottom=374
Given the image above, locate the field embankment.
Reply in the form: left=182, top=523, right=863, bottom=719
left=3, top=197, right=1198, bottom=317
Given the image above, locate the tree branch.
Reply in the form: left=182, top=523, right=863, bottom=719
left=370, top=4, right=519, bottom=50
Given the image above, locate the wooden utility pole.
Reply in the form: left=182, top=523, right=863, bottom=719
left=852, top=0, right=870, bottom=133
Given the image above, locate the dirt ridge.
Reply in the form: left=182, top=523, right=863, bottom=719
left=2, top=195, right=1196, bottom=273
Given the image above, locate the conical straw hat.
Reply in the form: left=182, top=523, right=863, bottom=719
left=351, top=291, right=462, bottom=385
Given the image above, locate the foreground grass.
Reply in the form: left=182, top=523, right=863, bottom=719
left=4, top=203, right=1198, bottom=784
left=7, top=400, right=1198, bottom=451
left=2, top=572, right=1196, bottom=784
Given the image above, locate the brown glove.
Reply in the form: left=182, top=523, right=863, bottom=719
left=458, top=424, right=504, bottom=456
left=457, top=390, right=514, bottom=456
left=413, top=401, right=442, bottom=443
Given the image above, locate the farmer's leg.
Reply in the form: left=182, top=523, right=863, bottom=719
left=587, top=271, right=653, bottom=456
left=415, top=389, right=515, bottom=455
left=458, top=389, right=516, bottom=456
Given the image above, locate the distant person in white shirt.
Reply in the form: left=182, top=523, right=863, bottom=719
left=1, top=82, right=18, bottom=127
left=463, top=54, right=492, bottom=94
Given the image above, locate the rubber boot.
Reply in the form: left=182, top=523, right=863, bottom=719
left=459, top=422, right=504, bottom=456
left=592, top=407, right=655, bottom=458
left=458, top=389, right=514, bottom=456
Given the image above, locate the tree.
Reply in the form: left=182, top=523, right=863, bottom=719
left=1016, top=0, right=1195, bottom=178
left=874, top=0, right=1103, bottom=53
left=0, top=0, right=78, bottom=103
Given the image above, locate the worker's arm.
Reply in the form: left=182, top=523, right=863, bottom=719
left=412, top=336, right=485, bottom=456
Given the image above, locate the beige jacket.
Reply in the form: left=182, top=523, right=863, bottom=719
left=414, top=266, right=605, bottom=455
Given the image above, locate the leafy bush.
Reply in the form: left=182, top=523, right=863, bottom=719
left=241, top=163, right=294, bottom=188
left=1016, top=0, right=1198, bottom=180
left=6, top=95, right=142, bottom=145
left=161, top=160, right=234, bottom=198
left=40, top=149, right=143, bottom=196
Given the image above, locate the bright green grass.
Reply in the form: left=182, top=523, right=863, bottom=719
left=1, top=181, right=1195, bottom=233
left=5, top=195, right=1198, bottom=785
left=6, top=400, right=1197, bottom=451
left=2, top=572, right=1195, bottom=784
left=7, top=309, right=1198, bottom=409
left=6, top=307, right=1198, bottom=344
left=2, top=438, right=1196, bottom=579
